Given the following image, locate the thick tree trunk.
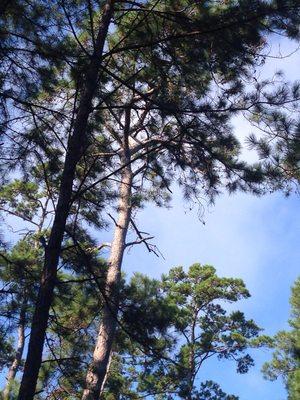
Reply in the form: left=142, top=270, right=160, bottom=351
left=82, top=112, right=132, bottom=400
left=17, top=3, right=115, bottom=399
left=3, top=301, right=26, bottom=400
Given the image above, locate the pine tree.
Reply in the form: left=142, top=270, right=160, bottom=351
left=80, top=2, right=300, bottom=396
left=0, top=237, right=43, bottom=400
left=100, top=264, right=264, bottom=399
left=262, top=277, right=300, bottom=400
left=14, top=3, right=116, bottom=398
left=0, top=161, right=109, bottom=397
left=0, top=230, right=108, bottom=399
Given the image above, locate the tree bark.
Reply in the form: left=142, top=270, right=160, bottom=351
left=82, top=109, right=132, bottom=400
left=3, top=300, right=26, bottom=400
left=17, top=2, right=115, bottom=399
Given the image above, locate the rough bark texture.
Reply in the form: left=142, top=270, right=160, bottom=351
left=3, top=301, right=26, bottom=400
left=82, top=110, right=132, bottom=400
left=17, top=2, right=115, bottom=399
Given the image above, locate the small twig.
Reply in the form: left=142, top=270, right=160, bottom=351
left=129, top=218, right=162, bottom=257
left=107, top=212, right=119, bottom=227
left=125, top=236, right=154, bottom=248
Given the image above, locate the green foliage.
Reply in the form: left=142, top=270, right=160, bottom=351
left=0, top=180, right=42, bottom=221
left=0, top=327, right=13, bottom=372
left=197, top=381, right=239, bottom=400
left=103, top=264, right=263, bottom=399
left=263, top=277, right=300, bottom=400
left=4, top=261, right=260, bottom=399
left=0, top=232, right=107, bottom=398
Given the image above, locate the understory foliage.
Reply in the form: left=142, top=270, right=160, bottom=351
left=0, top=233, right=105, bottom=398
left=0, top=259, right=264, bottom=399
left=102, top=264, right=263, bottom=400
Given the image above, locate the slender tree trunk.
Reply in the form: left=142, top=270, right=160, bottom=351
left=3, top=300, right=26, bottom=400
left=82, top=110, right=132, bottom=400
left=17, top=3, right=115, bottom=399
left=187, top=308, right=198, bottom=400
left=100, top=352, right=113, bottom=395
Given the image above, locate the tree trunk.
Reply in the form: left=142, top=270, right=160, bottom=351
left=17, top=2, right=115, bottom=399
left=186, top=308, right=198, bottom=400
left=82, top=111, right=132, bottom=400
left=3, top=300, right=26, bottom=400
